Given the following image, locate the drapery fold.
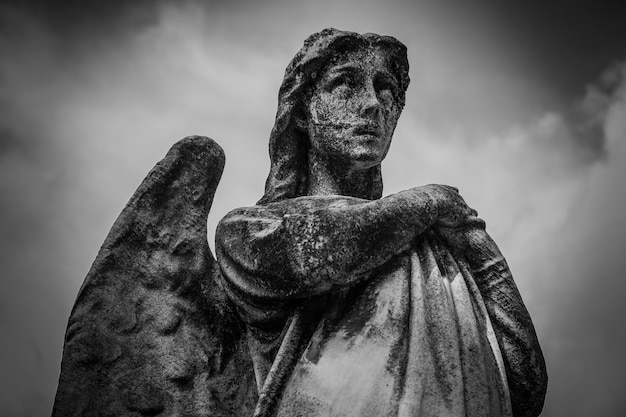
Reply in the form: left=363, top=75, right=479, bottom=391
left=275, top=233, right=512, bottom=416
left=216, top=195, right=546, bottom=416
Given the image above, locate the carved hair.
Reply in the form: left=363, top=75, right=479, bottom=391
left=258, top=28, right=410, bottom=205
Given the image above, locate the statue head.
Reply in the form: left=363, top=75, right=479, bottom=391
left=259, top=28, right=410, bottom=204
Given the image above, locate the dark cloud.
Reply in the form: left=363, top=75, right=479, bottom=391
left=0, top=126, right=22, bottom=154
left=562, top=61, right=626, bottom=162
left=1, top=1, right=625, bottom=415
left=0, top=0, right=159, bottom=38
left=476, top=0, right=626, bottom=98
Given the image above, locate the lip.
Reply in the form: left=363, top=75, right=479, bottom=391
left=352, top=123, right=382, bottom=136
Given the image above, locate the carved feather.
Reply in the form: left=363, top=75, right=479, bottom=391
left=53, top=136, right=257, bottom=416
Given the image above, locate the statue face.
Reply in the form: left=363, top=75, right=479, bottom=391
left=307, top=47, right=402, bottom=171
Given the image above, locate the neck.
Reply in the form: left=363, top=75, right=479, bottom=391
left=307, top=152, right=382, bottom=200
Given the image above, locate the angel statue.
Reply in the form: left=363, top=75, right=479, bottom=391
left=53, top=29, right=547, bottom=417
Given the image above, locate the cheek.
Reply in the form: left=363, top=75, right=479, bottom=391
left=311, top=93, right=358, bottom=125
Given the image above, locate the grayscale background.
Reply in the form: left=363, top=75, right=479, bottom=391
left=1, top=0, right=624, bottom=415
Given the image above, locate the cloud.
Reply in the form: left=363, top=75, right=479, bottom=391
left=0, top=2, right=252, bottom=413
left=386, top=60, right=626, bottom=416
left=1, top=1, right=625, bottom=415
left=538, top=62, right=626, bottom=416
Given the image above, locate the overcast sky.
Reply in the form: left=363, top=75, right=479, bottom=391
left=1, top=0, right=625, bottom=415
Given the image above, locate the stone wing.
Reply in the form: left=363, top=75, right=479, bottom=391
left=52, top=136, right=257, bottom=416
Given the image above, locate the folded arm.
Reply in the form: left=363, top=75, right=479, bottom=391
left=439, top=224, right=548, bottom=417
left=216, top=186, right=464, bottom=300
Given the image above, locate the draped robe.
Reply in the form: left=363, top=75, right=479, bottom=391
left=216, top=195, right=546, bottom=417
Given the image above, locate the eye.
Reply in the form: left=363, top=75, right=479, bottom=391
left=374, top=75, right=398, bottom=98
left=172, top=239, right=193, bottom=256
left=327, top=74, right=356, bottom=94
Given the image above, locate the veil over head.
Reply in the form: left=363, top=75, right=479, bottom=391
left=258, top=28, right=410, bottom=205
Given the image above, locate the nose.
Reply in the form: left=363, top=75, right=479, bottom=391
left=360, top=83, right=382, bottom=119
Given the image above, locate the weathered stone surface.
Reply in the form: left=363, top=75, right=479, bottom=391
left=53, top=28, right=547, bottom=417
left=53, top=136, right=256, bottom=416
left=216, top=28, right=547, bottom=417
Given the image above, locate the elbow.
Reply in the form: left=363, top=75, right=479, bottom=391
left=215, top=213, right=330, bottom=299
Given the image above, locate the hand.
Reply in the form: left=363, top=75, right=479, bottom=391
left=421, top=184, right=478, bottom=228
left=419, top=184, right=487, bottom=253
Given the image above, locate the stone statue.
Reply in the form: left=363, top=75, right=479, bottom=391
left=53, top=29, right=547, bottom=417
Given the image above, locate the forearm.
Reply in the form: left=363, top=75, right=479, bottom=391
left=459, top=228, right=547, bottom=417
left=216, top=188, right=439, bottom=300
